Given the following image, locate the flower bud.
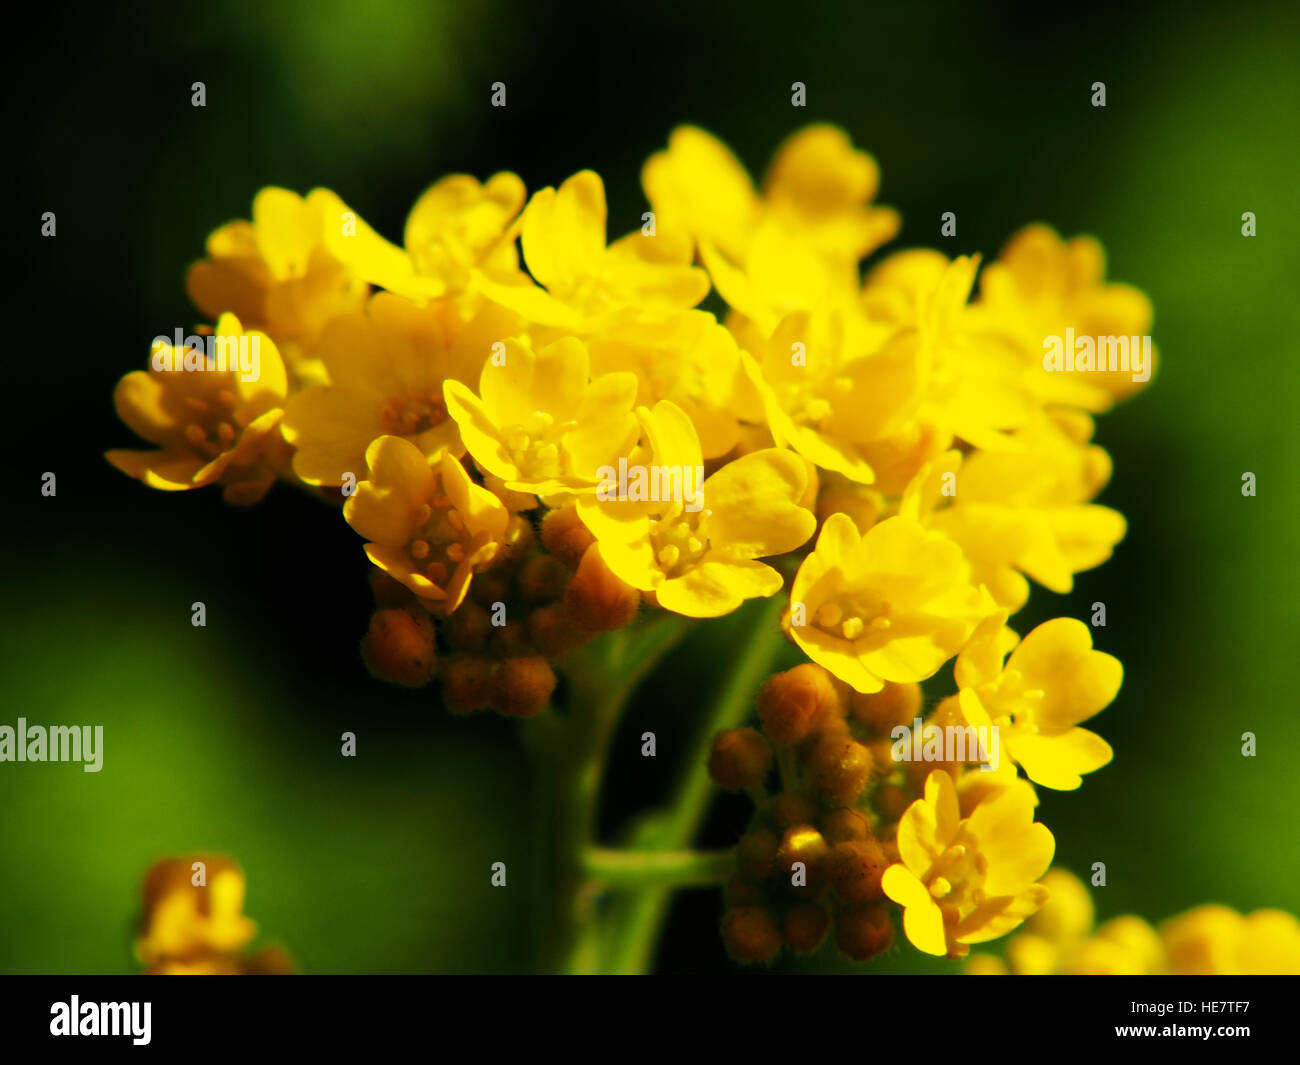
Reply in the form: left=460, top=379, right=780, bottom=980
left=819, top=807, right=872, bottom=844
left=565, top=544, right=640, bottom=632
left=777, top=825, right=828, bottom=886
left=517, top=554, right=570, bottom=604
left=490, top=656, right=557, bottom=718
left=723, top=875, right=765, bottom=907
left=540, top=505, right=595, bottom=569
left=707, top=728, right=773, bottom=792
left=758, top=663, right=839, bottom=745
left=783, top=902, right=831, bottom=954
left=806, top=731, right=873, bottom=807
left=721, top=905, right=782, bottom=964
left=488, top=618, right=535, bottom=659
left=737, top=827, right=780, bottom=880
left=849, top=681, right=922, bottom=734
left=825, top=839, right=888, bottom=903
left=768, top=791, right=818, bottom=829
left=525, top=602, right=595, bottom=656
left=835, top=900, right=895, bottom=961
left=440, top=655, right=494, bottom=714
left=442, top=599, right=492, bottom=651
left=361, top=608, right=436, bottom=688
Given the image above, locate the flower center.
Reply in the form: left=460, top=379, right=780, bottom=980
left=181, top=390, right=240, bottom=458
left=815, top=593, right=892, bottom=643
left=382, top=392, right=448, bottom=437
left=406, top=490, right=496, bottom=587
left=649, top=502, right=710, bottom=578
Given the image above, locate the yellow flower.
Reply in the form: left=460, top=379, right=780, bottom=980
left=975, top=223, right=1157, bottom=411
left=443, top=334, right=639, bottom=497
left=644, top=125, right=898, bottom=332
left=906, top=412, right=1127, bottom=609
left=1162, top=905, right=1300, bottom=975
left=586, top=309, right=756, bottom=460
left=344, top=436, right=510, bottom=612
left=281, top=292, right=519, bottom=486
left=882, top=770, right=1054, bottom=957
left=136, top=856, right=257, bottom=971
left=313, top=172, right=528, bottom=302
left=185, top=187, right=368, bottom=381
left=969, top=869, right=1300, bottom=975
left=786, top=512, right=993, bottom=693
left=951, top=615, right=1120, bottom=790
left=478, top=169, right=709, bottom=332
left=106, top=313, right=289, bottom=504
left=740, top=309, right=906, bottom=484
left=576, top=401, right=815, bottom=618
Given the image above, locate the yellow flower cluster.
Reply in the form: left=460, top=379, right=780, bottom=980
left=967, top=869, right=1300, bottom=975
left=108, top=125, right=1161, bottom=963
left=135, top=856, right=291, bottom=974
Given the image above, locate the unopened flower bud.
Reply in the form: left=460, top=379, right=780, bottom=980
left=825, top=839, right=888, bottom=903
left=441, top=655, right=494, bottom=714
left=540, top=505, right=595, bottom=569
left=849, top=681, right=922, bottom=734
left=361, top=607, right=436, bottom=688
left=565, top=544, right=640, bottom=632
left=758, top=663, right=840, bottom=745
left=778, top=825, right=828, bottom=885
left=737, top=827, right=780, bottom=880
left=721, top=905, right=782, bottom=964
left=783, top=902, right=831, bottom=954
left=525, top=602, right=595, bottom=656
left=819, top=807, right=872, bottom=844
left=707, top=728, right=773, bottom=792
left=517, top=554, right=570, bottom=604
left=835, top=900, right=895, bottom=961
left=489, top=618, right=534, bottom=659
left=806, top=732, right=873, bottom=807
left=768, top=791, right=818, bottom=829
left=442, top=599, right=491, bottom=651
left=723, top=875, right=765, bottom=907
left=490, top=656, right=557, bottom=718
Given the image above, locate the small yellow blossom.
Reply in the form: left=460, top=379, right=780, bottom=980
left=975, top=223, right=1157, bottom=411
left=479, top=169, right=709, bottom=332
left=949, top=614, right=1120, bottom=790
left=313, top=172, right=528, bottom=302
left=136, top=856, right=257, bottom=971
left=577, top=401, right=815, bottom=617
left=906, top=412, right=1127, bottom=610
left=185, top=187, right=368, bottom=382
left=786, top=512, right=994, bottom=693
left=344, top=436, right=510, bottom=612
left=281, top=292, right=518, bottom=486
left=106, top=313, right=289, bottom=504
left=1162, top=905, right=1300, bottom=976
left=968, top=869, right=1300, bottom=975
left=443, top=334, right=639, bottom=497
left=882, top=770, right=1054, bottom=957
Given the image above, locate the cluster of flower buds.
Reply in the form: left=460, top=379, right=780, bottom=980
left=711, top=664, right=929, bottom=962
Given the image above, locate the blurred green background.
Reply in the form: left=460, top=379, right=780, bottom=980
left=5, top=0, right=1298, bottom=973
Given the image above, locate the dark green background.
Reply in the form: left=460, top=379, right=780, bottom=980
left=5, top=0, right=1297, bottom=973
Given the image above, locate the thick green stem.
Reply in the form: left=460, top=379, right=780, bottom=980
left=527, top=614, right=693, bottom=974
left=600, top=596, right=791, bottom=973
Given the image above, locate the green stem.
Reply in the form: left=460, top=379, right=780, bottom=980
left=583, top=847, right=736, bottom=889
left=527, top=613, right=693, bottom=974
left=601, top=596, right=791, bottom=973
